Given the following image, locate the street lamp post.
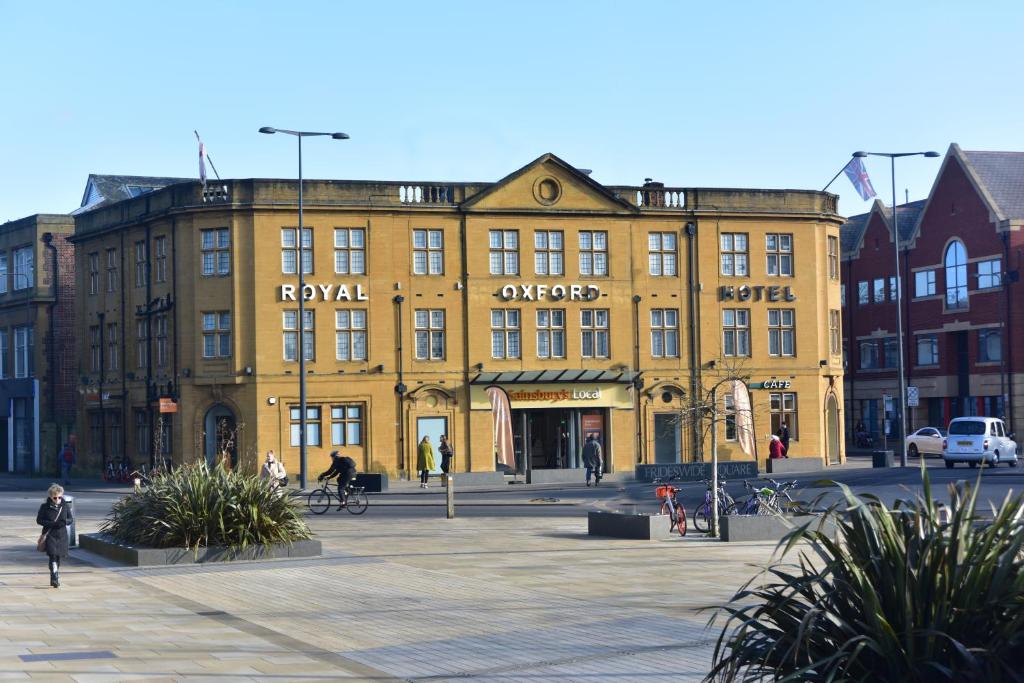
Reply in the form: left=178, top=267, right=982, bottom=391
left=259, top=127, right=350, bottom=489
left=852, top=150, right=940, bottom=467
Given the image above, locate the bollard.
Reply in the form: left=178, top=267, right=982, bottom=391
left=63, top=494, right=77, bottom=548
left=446, top=475, right=454, bottom=519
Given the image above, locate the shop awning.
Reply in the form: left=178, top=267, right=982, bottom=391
left=470, top=369, right=639, bottom=385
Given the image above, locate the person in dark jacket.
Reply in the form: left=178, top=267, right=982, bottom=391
left=582, top=434, right=603, bottom=487
left=776, top=423, right=791, bottom=457
left=36, top=483, right=72, bottom=588
left=318, top=451, right=357, bottom=509
left=438, top=435, right=453, bottom=476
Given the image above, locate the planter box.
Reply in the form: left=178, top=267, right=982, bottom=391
left=587, top=511, right=673, bottom=540
left=449, top=472, right=506, bottom=486
left=719, top=514, right=833, bottom=542
left=528, top=468, right=588, bottom=484
left=635, top=461, right=758, bottom=483
left=872, top=450, right=895, bottom=468
left=79, top=533, right=322, bottom=567
left=766, top=457, right=824, bottom=474
left=354, top=473, right=388, bottom=493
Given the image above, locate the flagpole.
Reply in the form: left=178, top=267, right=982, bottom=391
left=822, top=160, right=852, bottom=192
left=194, top=130, right=223, bottom=181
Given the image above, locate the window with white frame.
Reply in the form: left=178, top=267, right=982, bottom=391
left=536, top=309, right=565, bottom=358
left=106, top=248, right=118, bottom=292
left=828, top=236, right=839, bottom=280
left=106, top=323, right=118, bottom=371
left=769, top=392, right=798, bottom=439
left=915, top=269, right=936, bottom=297
left=581, top=309, right=609, bottom=358
left=282, top=228, right=313, bottom=275
left=578, top=231, right=608, bottom=276
left=331, top=405, right=362, bottom=446
left=335, top=309, right=367, bottom=361
left=830, top=309, right=840, bottom=354
left=882, top=337, right=898, bottom=368
left=135, top=409, right=149, bottom=457
left=650, top=309, right=679, bottom=357
left=489, top=230, right=519, bottom=275
left=719, top=233, right=748, bottom=277
left=154, top=236, right=168, bottom=283
left=873, top=278, right=885, bottom=303
left=134, top=241, right=148, bottom=288
left=89, top=326, right=100, bottom=372
left=490, top=309, right=521, bottom=359
left=889, top=276, right=898, bottom=301
left=13, top=246, right=32, bottom=290
left=203, top=311, right=231, bottom=358
left=858, top=281, right=868, bottom=304
left=648, top=232, right=678, bottom=276
left=289, top=406, right=321, bottom=446
left=155, top=314, right=168, bottom=367
left=283, top=310, right=314, bottom=361
left=201, top=228, right=230, bottom=276
left=534, top=231, right=564, bottom=275
left=768, top=309, right=795, bottom=357
left=765, top=233, right=793, bottom=276
left=945, top=240, right=968, bottom=309
left=979, top=328, right=1002, bottom=362
left=334, top=228, right=365, bottom=275
left=415, top=309, right=445, bottom=360
left=412, top=229, right=444, bottom=275
left=722, top=309, right=750, bottom=357
left=88, top=253, right=98, bottom=295
left=723, top=394, right=737, bottom=440
left=860, top=340, right=879, bottom=369
left=977, top=258, right=1001, bottom=289
left=917, top=335, right=938, bottom=366
left=136, top=320, right=148, bottom=369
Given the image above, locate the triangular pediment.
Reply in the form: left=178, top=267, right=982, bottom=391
left=462, top=153, right=638, bottom=214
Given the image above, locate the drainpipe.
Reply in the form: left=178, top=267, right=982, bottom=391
left=98, top=311, right=106, bottom=467
left=393, top=295, right=407, bottom=476
left=120, top=233, right=128, bottom=463
left=903, top=244, right=913, bottom=431
left=1002, top=233, right=1014, bottom=429
left=632, top=294, right=642, bottom=463
left=41, top=233, right=58, bottom=429
left=145, top=223, right=154, bottom=469
left=685, top=221, right=701, bottom=461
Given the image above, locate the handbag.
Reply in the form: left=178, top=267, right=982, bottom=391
left=278, top=476, right=289, bottom=487
left=36, top=504, right=62, bottom=552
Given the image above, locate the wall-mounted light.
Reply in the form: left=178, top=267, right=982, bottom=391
left=267, top=397, right=277, bottom=405
left=182, top=368, right=191, bottom=378
left=244, top=366, right=254, bottom=375
left=819, top=360, right=828, bottom=367
left=706, top=359, right=717, bottom=368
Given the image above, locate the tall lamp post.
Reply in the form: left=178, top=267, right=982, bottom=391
left=852, top=150, right=940, bottom=466
left=259, top=127, right=350, bottom=489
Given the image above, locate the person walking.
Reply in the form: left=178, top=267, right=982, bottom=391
left=417, top=435, right=436, bottom=488
left=438, top=435, right=453, bottom=484
left=36, top=483, right=72, bottom=588
left=58, top=442, right=75, bottom=486
left=582, top=433, right=603, bottom=487
left=776, top=423, right=791, bottom=457
left=260, top=451, right=287, bottom=491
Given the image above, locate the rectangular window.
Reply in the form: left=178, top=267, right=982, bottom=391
left=580, top=309, right=609, bottom=358
left=135, top=409, right=149, bottom=458
left=106, top=323, right=118, bottom=372
left=87, top=253, right=99, bottom=295
left=765, top=233, right=793, bottom=276
left=412, top=229, right=444, bottom=275
left=331, top=405, right=363, bottom=446
left=414, top=309, right=445, bottom=360
left=719, top=233, right=748, bottom=277
left=201, top=228, right=230, bottom=276
left=722, top=309, right=751, bottom=357
left=155, top=314, right=168, bottom=367
left=536, top=309, right=566, bottom=359
left=0, top=330, right=7, bottom=378
left=289, top=406, right=321, bottom=447
left=873, top=278, right=885, bottom=303
left=723, top=394, right=737, bottom=441
left=202, top=311, right=231, bottom=358
left=109, top=410, right=122, bottom=457
left=89, top=412, right=103, bottom=456
left=154, top=236, right=167, bottom=283
left=136, top=320, right=149, bottom=369
left=882, top=337, right=898, bottom=368
left=490, top=309, right=521, bottom=359
left=859, top=340, right=878, bottom=369
left=534, top=230, right=564, bottom=275
left=281, top=227, right=313, bottom=275
left=134, top=241, right=148, bottom=287
left=915, top=269, right=936, bottom=297
left=770, top=392, right=798, bottom=441
left=890, top=276, right=898, bottom=301
left=578, top=231, right=608, bottom=276
left=283, top=310, right=314, bottom=361
left=841, top=287, right=846, bottom=307
left=917, top=335, right=938, bottom=366
left=0, top=253, right=7, bottom=294
left=14, top=326, right=33, bottom=378
left=106, top=248, right=118, bottom=292
left=13, top=246, right=33, bottom=290
left=489, top=230, right=519, bottom=275
left=977, top=259, right=1002, bottom=289
left=89, top=326, right=100, bottom=372
left=649, top=232, right=678, bottom=276
left=334, top=228, right=366, bottom=275
left=828, top=236, right=839, bottom=280
left=829, top=309, right=840, bottom=354
left=979, top=328, right=1002, bottom=362
left=858, top=281, right=869, bottom=304
left=157, top=415, right=172, bottom=456
left=335, top=309, right=367, bottom=361
left=767, top=309, right=795, bottom=357
left=650, top=309, right=680, bottom=358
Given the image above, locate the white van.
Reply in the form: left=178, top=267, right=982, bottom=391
left=942, top=417, right=1018, bottom=469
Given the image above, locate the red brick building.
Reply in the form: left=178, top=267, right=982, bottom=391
left=841, top=144, right=1024, bottom=449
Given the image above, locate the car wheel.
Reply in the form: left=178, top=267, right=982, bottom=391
left=908, top=444, right=919, bottom=458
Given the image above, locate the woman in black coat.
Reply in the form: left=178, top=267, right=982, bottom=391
left=36, top=483, right=72, bottom=588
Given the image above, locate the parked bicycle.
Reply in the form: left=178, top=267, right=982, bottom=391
left=307, top=483, right=369, bottom=515
left=726, top=478, right=798, bottom=516
left=693, top=478, right=735, bottom=533
left=653, top=477, right=687, bottom=536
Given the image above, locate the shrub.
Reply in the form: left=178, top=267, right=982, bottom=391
left=706, top=470, right=1024, bottom=682
left=101, top=461, right=312, bottom=551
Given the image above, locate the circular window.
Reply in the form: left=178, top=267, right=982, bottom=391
left=532, top=176, right=562, bottom=206
left=661, top=391, right=674, bottom=404
left=425, top=395, right=439, bottom=408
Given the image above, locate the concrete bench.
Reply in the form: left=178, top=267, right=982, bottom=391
left=766, top=457, right=824, bottom=474
left=587, top=511, right=673, bottom=540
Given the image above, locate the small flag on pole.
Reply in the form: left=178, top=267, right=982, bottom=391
left=844, top=157, right=877, bottom=201
left=198, top=141, right=207, bottom=188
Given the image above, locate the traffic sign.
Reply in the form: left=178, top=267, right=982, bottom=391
left=907, top=386, right=919, bottom=407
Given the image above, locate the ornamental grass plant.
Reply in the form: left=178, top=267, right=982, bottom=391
left=101, top=461, right=311, bottom=551
left=706, top=469, right=1024, bottom=682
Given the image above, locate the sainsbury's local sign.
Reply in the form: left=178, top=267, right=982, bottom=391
left=280, top=283, right=369, bottom=302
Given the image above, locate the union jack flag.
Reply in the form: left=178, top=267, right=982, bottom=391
left=844, top=157, right=876, bottom=200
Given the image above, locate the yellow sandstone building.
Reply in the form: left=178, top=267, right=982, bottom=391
left=71, top=154, right=845, bottom=481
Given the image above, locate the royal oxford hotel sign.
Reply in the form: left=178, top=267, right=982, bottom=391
left=280, top=283, right=369, bottom=302
left=718, top=285, right=796, bottom=303
left=499, top=283, right=601, bottom=302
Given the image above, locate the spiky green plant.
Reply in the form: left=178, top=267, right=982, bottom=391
left=706, top=469, right=1024, bottom=681
left=101, top=461, right=311, bottom=551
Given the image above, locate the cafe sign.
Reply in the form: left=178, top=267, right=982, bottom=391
left=499, top=283, right=600, bottom=302
left=749, top=379, right=793, bottom=389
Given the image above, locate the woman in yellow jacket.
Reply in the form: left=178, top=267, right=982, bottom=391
left=417, top=435, right=436, bottom=488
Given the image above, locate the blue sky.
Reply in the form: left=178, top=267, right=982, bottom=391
left=1, top=1, right=1022, bottom=222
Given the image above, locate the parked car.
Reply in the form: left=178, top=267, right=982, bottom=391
left=906, top=427, right=946, bottom=458
left=942, top=417, right=1018, bottom=468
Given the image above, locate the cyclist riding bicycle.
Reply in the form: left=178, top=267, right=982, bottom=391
left=318, top=451, right=357, bottom=510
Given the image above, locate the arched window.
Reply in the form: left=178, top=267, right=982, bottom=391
left=945, top=240, right=968, bottom=309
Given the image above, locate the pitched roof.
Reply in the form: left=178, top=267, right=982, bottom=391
left=959, top=150, right=1024, bottom=221
left=840, top=210, right=869, bottom=257
left=73, top=174, right=190, bottom=214
left=839, top=199, right=926, bottom=257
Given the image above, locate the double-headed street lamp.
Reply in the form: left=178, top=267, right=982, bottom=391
left=852, top=150, right=940, bottom=467
left=259, top=127, right=350, bottom=489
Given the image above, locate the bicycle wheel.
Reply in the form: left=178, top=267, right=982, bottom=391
left=345, top=490, right=369, bottom=515
left=307, top=488, right=332, bottom=515
left=692, top=505, right=710, bottom=533
left=724, top=501, right=739, bottom=515
left=674, top=503, right=687, bottom=536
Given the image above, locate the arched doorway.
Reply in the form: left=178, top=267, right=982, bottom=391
left=204, top=404, right=237, bottom=469
left=826, top=394, right=841, bottom=465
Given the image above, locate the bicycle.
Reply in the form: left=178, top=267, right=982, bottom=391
left=653, top=477, right=687, bottom=536
left=692, top=478, right=735, bottom=533
left=307, top=480, right=369, bottom=515
left=727, top=479, right=798, bottom=516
